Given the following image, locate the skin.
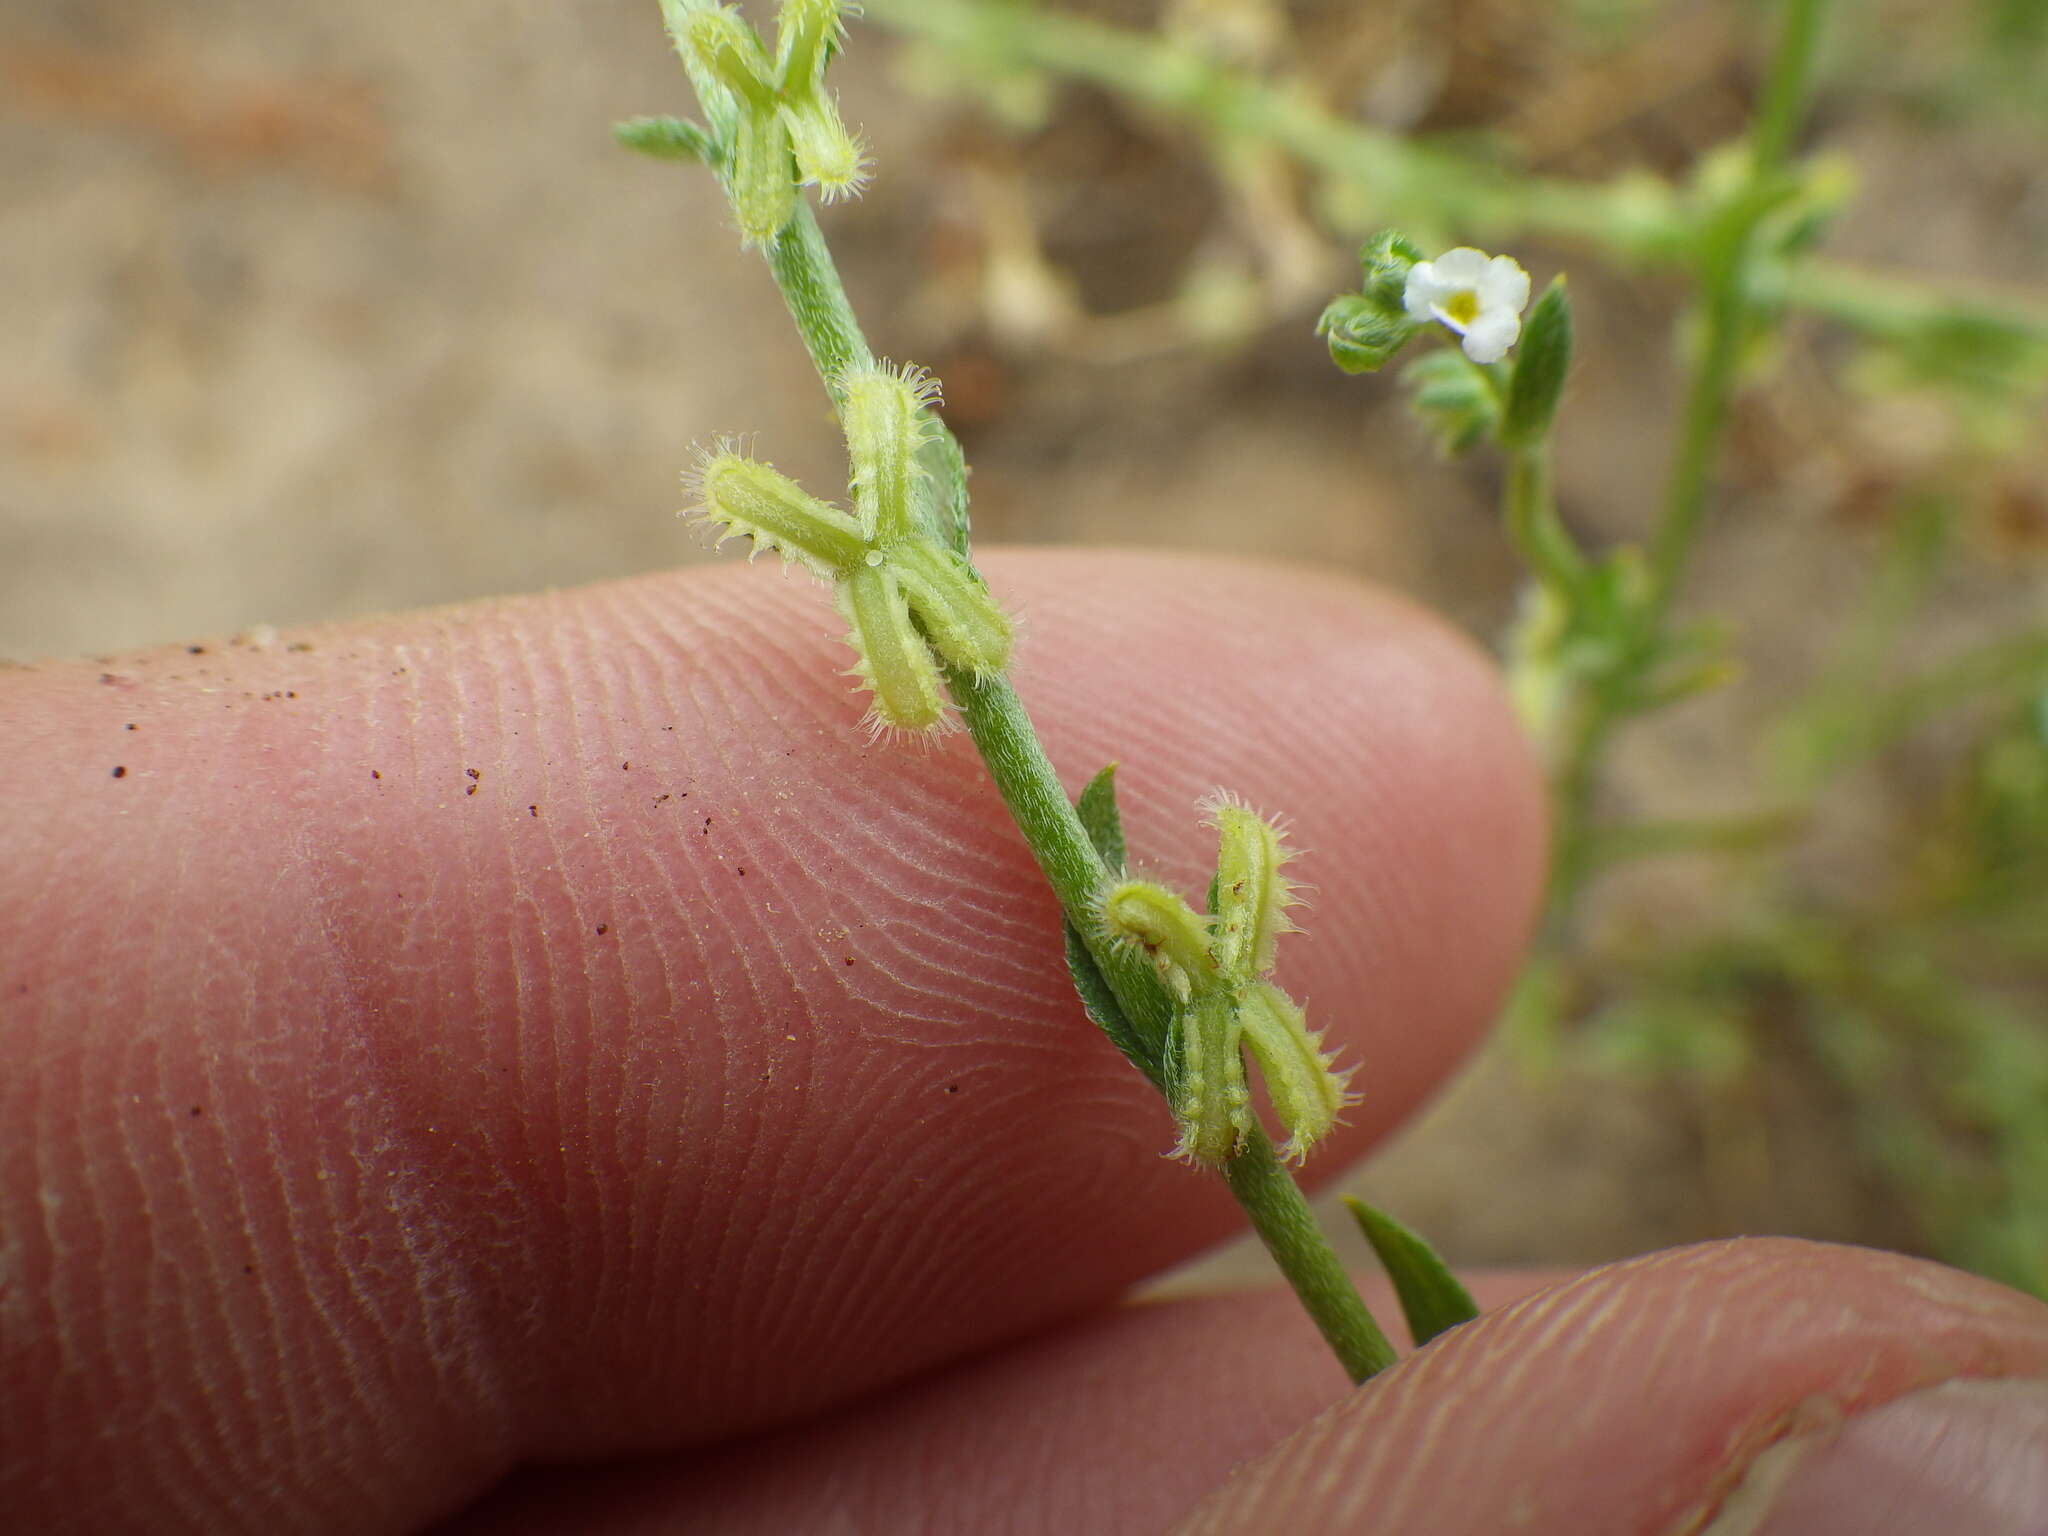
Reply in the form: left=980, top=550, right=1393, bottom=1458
left=2, top=549, right=2043, bottom=1535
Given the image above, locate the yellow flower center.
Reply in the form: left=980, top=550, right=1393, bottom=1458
left=1442, top=288, right=1481, bottom=327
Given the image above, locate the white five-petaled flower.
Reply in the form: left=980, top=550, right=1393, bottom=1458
left=1404, top=248, right=1531, bottom=365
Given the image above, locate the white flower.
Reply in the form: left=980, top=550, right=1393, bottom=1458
left=1403, top=248, right=1531, bottom=364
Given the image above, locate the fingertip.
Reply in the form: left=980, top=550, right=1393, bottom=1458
left=1177, top=1238, right=2048, bottom=1534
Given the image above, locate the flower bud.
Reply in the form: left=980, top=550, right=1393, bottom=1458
left=1167, top=990, right=1253, bottom=1165
left=839, top=361, right=940, bottom=541
left=888, top=537, right=1014, bottom=679
left=730, top=101, right=798, bottom=248
left=838, top=564, right=948, bottom=732
left=1358, top=230, right=1425, bottom=312
left=774, top=0, right=851, bottom=97
left=680, top=7, right=777, bottom=108
left=783, top=94, right=871, bottom=201
left=690, top=448, right=864, bottom=578
left=1098, top=880, right=1216, bottom=1000
left=1234, top=981, right=1350, bottom=1163
left=1317, top=294, right=1418, bottom=375
left=1203, top=796, right=1301, bottom=980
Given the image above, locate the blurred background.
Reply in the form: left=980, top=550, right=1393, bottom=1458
left=3, top=0, right=2044, bottom=1289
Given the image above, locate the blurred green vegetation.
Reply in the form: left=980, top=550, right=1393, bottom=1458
left=865, top=0, right=2048, bottom=1294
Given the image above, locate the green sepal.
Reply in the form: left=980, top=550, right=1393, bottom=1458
left=1501, top=277, right=1573, bottom=449
left=1061, top=918, right=1162, bottom=1086
left=1343, top=1196, right=1479, bottom=1348
left=1076, top=762, right=1127, bottom=872
left=1403, top=350, right=1499, bottom=458
left=613, top=115, right=718, bottom=164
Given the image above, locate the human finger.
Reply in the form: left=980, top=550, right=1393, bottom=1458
left=1, top=548, right=1543, bottom=1533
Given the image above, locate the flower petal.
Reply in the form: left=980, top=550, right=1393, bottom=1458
left=1402, top=261, right=1446, bottom=321
left=1460, top=309, right=1521, bottom=365
left=1481, top=255, right=1531, bottom=315
left=1430, top=247, right=1493, bottom=286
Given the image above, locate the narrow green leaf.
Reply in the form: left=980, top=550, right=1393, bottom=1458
left=1343, top=1196, right=1479, bottom=1348
left=1063, top=761, right=1161, bottom=1081
left=914, top=426, right=974, bottom=557
left=1062, top=917, right=1160, bottom=1085
left=1501, top=277, right=1573, bottom=448
left=1076, top=763, right=1127, bottom=870
left=613, top=115, right=718, bottom=164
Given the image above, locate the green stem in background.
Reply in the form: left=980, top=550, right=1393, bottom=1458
left=1550, top=0, right=1831, bottom=911
left=1504, top=442, right=1583, bottom=597
left=756, top=174, right=1398, bottom=1384
left=1750, top=0, right=1829, bottom=177
left=1648, top=0, right=1826, bottom=623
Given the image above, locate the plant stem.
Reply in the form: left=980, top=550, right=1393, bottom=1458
left=754, top=186, right=1397, bottom=1382
left=1222, top=1123, right=1399, bottom=1382
left=1551, top=0, right=1831, bottom=909
left=767, top=204, right=875, bottom=395
left=1504, top=442, right=1583, bottom=596
left=949, top=666, right=1172, bottom=1064
left=1751, top=0, right=1828, bottom=177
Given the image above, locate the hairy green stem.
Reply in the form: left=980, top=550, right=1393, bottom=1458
left=754, top=176, right=1397, bottom=1383
left=1222, top=1123, right=1400, bottom=1381
left=767, top=204, right=876, bottom=394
